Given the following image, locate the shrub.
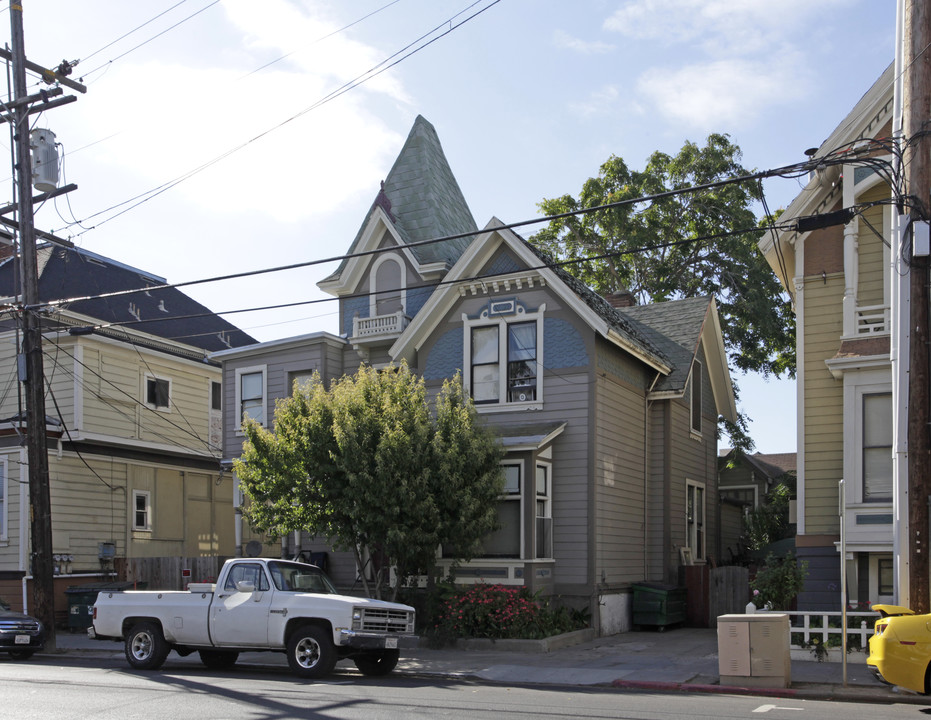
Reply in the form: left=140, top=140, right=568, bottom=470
left=430, top=583, right=588, bottom=643
left=750, top=552, right=807, bottom=610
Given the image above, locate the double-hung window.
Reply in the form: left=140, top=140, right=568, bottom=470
left=236, top=366, right=267, bottom=427
left=467, top=311, right=542, bottom=406
left=863, top=392, right=892, bottom=502
left=535, top=464, right=552, bottom=559
left=686, top=480, right=705, bottom=562
left=481, top=464, right=522, bottom=558
left=133, top=490, right=151, bottom=531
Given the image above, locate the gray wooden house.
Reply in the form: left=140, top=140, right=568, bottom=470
left=215, top=116, right=736, bottom=634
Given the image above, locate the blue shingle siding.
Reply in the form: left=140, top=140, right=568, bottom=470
left=796, top=545, right=841, bottom=611
left=487, top=252, right=522, bottom=277
left=423, top=328, right=463, bottom=380
left=407, top=285, right=433, bottom=320
left=342, top=296, right=369, bottom=337
left=543, top=318, right=589, bottom=369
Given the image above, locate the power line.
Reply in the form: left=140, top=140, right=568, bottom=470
left=51, top=0, right=502, bottom=239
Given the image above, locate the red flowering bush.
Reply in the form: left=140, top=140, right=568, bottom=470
left=431, top=583, right=587, bottom=641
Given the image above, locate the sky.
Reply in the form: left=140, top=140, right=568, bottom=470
left=0, top=0, right=899, bottom=454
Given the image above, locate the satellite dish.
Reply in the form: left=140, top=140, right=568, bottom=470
left=245, top=540, right=262, bottom=558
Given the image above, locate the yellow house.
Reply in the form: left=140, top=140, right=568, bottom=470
left=759, top=63, right=897, bottom=609
left=0, top=245, right=260, bottom=612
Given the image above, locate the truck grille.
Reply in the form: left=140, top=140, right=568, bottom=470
left=358, top=607, right=414, bottom=634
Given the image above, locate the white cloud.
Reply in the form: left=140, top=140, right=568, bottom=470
left=637, top=58, right=808, bottom=130
left=569, top=84, right=622, bottom=118
left=604, top=0, right=847, bottom=56
left=553, top=30, right=614, bottom=55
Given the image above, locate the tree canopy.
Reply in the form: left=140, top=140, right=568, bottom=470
left=234, top=364, right=504, bottom=601
left=532, top=135, right=795, bottom=448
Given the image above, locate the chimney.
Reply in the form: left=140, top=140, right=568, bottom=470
left=603, top=290, right=637, bottom=308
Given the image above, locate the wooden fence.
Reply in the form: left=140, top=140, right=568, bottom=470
left=115, top=556, right=225, bottom=591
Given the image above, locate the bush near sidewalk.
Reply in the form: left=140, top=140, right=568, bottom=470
left=427, top=583, right=589, bottom=644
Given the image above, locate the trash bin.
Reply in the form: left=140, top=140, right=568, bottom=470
left=632, top=582, right=687, bottom=630
left=65, top=581, right=139, bottom=630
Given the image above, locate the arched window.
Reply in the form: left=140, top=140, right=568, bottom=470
left=371, top=255, right=405, bottom=316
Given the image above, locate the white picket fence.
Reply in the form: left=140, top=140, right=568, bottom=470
left=778, top=610, right=879, bottom=650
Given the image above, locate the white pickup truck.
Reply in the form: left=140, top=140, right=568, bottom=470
left=90, top=557, right=417, bottom=679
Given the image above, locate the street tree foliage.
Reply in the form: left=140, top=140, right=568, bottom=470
left=234, top=364, right=504, bottom=601
left=532, top=135, right=796, bottom=450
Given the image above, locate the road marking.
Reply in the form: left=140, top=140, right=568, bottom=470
left=753, top=704, right=803, bottom=713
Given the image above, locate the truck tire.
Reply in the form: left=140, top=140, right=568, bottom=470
left=286, top=625, right=336, bottom=679
left=199, top=650, right=239, bottom=670
left=125, top=621, right=170, bottom=670
left=354, top=649, right=399, bottom=676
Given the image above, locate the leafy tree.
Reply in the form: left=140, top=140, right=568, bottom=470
left=751, top=552, right=808, bottom=611
left=234, top=363, right=504, bottom=601
left=744, top=482, right=792, bottom=551
left=532, top=135, right=796, bottom=449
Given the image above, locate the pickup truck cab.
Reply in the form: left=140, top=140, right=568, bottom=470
left=91, top=557, right=417, bottom=679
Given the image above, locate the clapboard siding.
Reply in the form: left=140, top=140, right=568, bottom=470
left=802, top=276, right=844, bottom=534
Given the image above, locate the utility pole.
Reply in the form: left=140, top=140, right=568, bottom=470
left=906, top=0, right=931, bottom=614
left=9, top=0, right=55, bottom=649
left=8, top=2, right=84, bottom=649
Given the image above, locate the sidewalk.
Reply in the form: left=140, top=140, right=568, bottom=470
left=50, top=626, right=926, bottom=705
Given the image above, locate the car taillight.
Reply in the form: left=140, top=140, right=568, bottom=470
left=92, top=607, right=97, bottom=620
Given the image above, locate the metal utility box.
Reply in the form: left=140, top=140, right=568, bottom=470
left=717, top=613, right=791, bottom=688
left=631, top=583, right=687, bottom=629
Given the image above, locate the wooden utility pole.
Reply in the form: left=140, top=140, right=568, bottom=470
left=9, top=1, right=56, bottom=647
left=906, top=0, right=931, bottom=614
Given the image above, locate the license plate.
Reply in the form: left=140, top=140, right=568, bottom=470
left=14, top=635, right=29, bottom=645
left=385, top=637, right=397, bottom=649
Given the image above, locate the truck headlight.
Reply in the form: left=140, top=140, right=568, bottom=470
left=352, top=610, right=362, bottom=630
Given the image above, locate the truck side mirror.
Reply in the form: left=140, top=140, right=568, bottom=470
left=235, top=580, right=256, bottom=593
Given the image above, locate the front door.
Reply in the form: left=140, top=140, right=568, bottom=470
left=210, top=562, right=274, bottom=646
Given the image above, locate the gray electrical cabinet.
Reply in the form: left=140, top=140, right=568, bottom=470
left=717, top=613, right=791, bottom=688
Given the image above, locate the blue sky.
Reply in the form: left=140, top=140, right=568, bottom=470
left=5, top=1, right=898, bottom=453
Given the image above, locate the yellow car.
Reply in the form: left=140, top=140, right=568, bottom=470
left=867, top=604, right=931, bottom=693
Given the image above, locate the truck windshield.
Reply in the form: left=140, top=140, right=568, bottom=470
left=267, top=561, right=338, bottom=594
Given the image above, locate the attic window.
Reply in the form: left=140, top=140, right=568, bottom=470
left=690, top=359, right=702, bottom=435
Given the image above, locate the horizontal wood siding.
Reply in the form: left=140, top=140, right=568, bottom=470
left=593, top=365, right=647, bottom=587
left=856, top=184, right=889, bottom=309
left=646, top=403, right=666, bottom=582
left=802, top=277, right=844, bottom=534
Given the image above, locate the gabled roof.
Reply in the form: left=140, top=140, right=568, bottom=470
left=619, top=296, right=737, bottom=422
left=720, top=448, right=797, bottom=478
left=0, top=245, right=256, bottom=353
left=391, top=218, right=672, bottom=374
left=320, top=115, right=476, bottom=288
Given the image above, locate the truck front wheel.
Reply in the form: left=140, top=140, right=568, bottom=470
left=125, top=621, right=169, bottom=670
left=286, top=625, right=336, bottom=679
left=354, top=650, right=399, bottom=676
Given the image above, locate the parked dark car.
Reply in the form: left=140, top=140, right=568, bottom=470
left=0, top=605, right=45, bottom=659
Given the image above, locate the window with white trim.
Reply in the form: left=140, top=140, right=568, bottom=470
left=481, top=463, right=522, bottom=558
left=371, top=254, right=406, bottom=316
left=686, top=480, right=705, bottom=561
left=235, top=366, right=266, bottom=427
left=535, top=463, right=552, bottom=559
left=863, top=392, right=892, bottom=502
left=690, top=359, right=702, bottom=435
left=145, top=375, right=171, bottom=410
left=133, top=490, right=151, bottom=531
left=465, top=310, right=542, bottom=406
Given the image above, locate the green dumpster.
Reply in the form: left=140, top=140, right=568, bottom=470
left=631, top=582, right=686, bottom=630
left=65, top=582, right=139, bottom=630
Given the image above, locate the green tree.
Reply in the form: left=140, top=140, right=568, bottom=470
left=744, top=482, right=792, bottom=551
left=532, top=135, right=796, bottom=450
left=751, top=552, right=808, bottom=611
left=234, top=364, right=504, bottom=601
